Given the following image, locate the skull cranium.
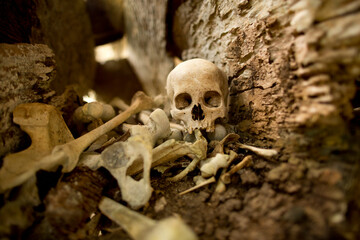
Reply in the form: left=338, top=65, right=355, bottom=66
left=166, top=59, right=228, bottom=133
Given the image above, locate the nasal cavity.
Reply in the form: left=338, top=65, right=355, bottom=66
left=191, top=104, right=205, bottom=121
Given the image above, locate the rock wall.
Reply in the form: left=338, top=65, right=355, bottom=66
left=33, top=0, right=96, bottom=94
left=173, top=0, right=360, bottom=153
left=123, top=0, right=174, bottom=96
left=0, top=44, right=56, bottom=159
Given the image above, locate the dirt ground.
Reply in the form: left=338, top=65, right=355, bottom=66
left=97, top=151, right=354, bottom=240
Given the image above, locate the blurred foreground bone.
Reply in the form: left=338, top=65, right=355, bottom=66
left=0, top=92, right=154, bottom=193
left=0, top=103, right=74, bottom=193
left=101, top=109, right=170, bottom=209
left=99, top=197, right=198, bottom=240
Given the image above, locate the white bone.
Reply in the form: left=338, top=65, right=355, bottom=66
left=237, top=143, right=278, bottom=160
left=99, top=197, right=198, bottom=240
left=200, top=153, right=229, bottom=178
left=167, top=58, right=228, bottom=133
left=211, top=133, right=278, bottom=160
left=179, top=176, right=216, bottom=196
left=73, top=102, right=115, bottom=123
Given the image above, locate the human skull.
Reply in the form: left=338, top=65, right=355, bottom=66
left=166, top=59, right=228, bottom=133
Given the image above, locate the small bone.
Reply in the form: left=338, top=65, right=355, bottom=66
left=221, top=155, right=253, bottom=184
left=236, top=143, right=278, bottom=160
left=215, top=150, right=238, bottom=193
left=179, top=176, right=216, bottom=196
left=209, top=133, right=239, bottom=157
left=127, top=129, right=207, bottom=177
left=73, top=102, right=115, bottom=123
left=207, top=124, right=227, bottom=141
left=0, top=103, right=74, bottom=193
left=99, top=197, right=198, bottom=240
left=166, top=130, right=207, bottom=182
left=200, top=154, right=229, bottom=178
left=214, top=133, right=278, bottom=159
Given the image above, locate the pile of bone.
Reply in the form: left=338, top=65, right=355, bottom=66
left=0, top=59, right=277, bottom=240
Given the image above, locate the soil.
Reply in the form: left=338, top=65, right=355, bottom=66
left=98, top=151, right=354, bottom=240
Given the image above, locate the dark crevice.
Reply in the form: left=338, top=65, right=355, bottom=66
left=165, top=0, right=186, bottom=58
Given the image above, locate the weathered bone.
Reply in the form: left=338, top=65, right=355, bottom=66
left=213, top=133, right=278, bottom=160
left=73, top=101, right=116, bottom=123
left=221, top=155, right=253, bottom=184
left=47, top=91, right=154, bottom=172
left=81, top=126, right=207, bottom=185
left=236, top=143, right=278, bottom=160
left=0, top=103, right=74, bottom=193
left=127, top=129, right=207, bottom=182
left=200, top=153, right=229, bottom=178
left=99, top=197, right=198, bottom=240
left=101, top=109, right=170, bottom=209
left=0, top=92, right=153, bottom=193
left=179, top=176, right=216, bottom=196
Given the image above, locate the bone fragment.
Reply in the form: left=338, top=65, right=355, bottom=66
left=209, top=133, right=278, bottom=160
left=221, top=155, right=253, bottom=184
left=236, top=143, right=278, bottom=160
left=99, top=197, right=198, bottom=240
left=209, top=133, right=240, bottom=157
left=127, top=129, right=207, bottom=176
left=0, top=103, right=74, bottom=193
left=179, top=177, right=216, bottom=196
left=200, top=154, right=229, bottom=178
left=73, top=102, right=115, bottom=123
left=207, top=124, right=227, bottom=141
left=215, top=151, right=238, bottom=193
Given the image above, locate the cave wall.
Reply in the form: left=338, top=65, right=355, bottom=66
left=172, top=0, right=360, bottom=154
left=0, top=44, right=56, bottom=159
left=0, top=0, right=95, bottom=159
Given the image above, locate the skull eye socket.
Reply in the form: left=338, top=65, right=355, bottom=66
left=175, top=93, right=192, bottom=110
left=204, top=91, right=221, bottom=108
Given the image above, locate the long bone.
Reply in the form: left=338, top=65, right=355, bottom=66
left=99, top=197, right=198, bottom=240
left=0, top=92, right=154, bottom=193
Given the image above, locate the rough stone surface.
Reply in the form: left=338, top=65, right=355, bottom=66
left=173, top=0, right=360, bottom=154
left=32, top=0, right=96, bottom=94
left=0, top=43, right=55, bottom=159
left=123, top=0, right=174, bottom=96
